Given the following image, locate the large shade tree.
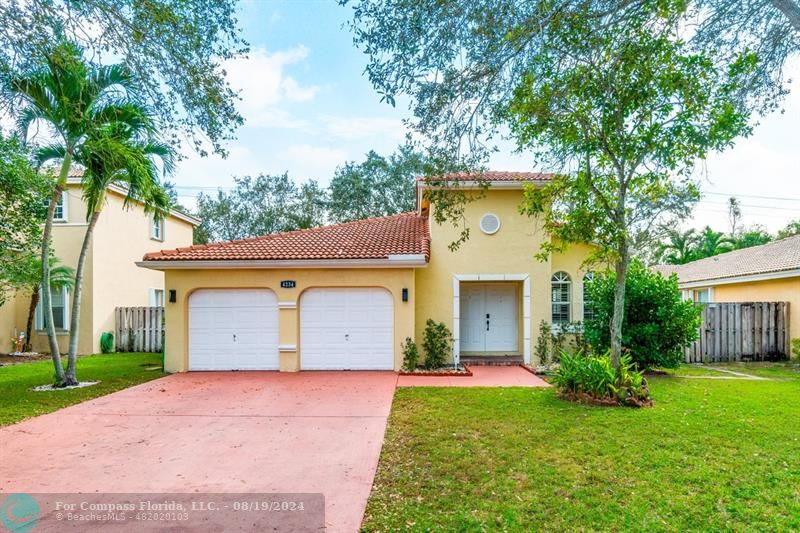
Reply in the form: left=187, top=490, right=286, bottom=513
left=4, top=41, right=151, bottom=385
left=346, top=0, right=755, bottom=366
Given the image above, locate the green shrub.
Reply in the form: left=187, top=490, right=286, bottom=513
left=100, top=332, right=114, bottom=354
left=535, top=320, right=551, bottom=365
left=552, top=350, right=651, bottom=406
left=401, top=337, right=419, bottom=371
left=584, top=259, right=701, bottom=369
left=422, top=319, right=453, bottom=369
left=792, top=338, right=800, bottom=360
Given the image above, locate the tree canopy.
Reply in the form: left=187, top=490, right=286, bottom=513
left=328, top=145, right=427, bottom=223
left=0, top=134, right=50, bottom=304
left=194, top=173, right=328, bottom=244
left=0, top=0, right=247, bottom=155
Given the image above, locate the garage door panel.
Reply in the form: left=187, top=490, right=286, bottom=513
left=300, top=288, right=394, bottom=370
left=189, top=289, right=279, bottom=371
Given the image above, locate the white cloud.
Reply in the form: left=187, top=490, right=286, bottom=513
left=321, top=115, right=407, bottom=141
left=280, top=144, right=349, bottom=182
left=223, top=46, right=318, bottom=128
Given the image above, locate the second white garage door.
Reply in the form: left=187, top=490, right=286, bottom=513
left=189, top=289, right=279, bottom=370
left=300, top=288, right=394, bottom=370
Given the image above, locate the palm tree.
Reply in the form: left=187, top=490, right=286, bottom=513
left=696, top=226, right=735, bottom=259
left=23, top=260, right=75, bottom=353
left=5, top=41, right=148, bottom=385
left=37, top=122, right=173, bottom=382
left=658, top=229, right=699, bottom=265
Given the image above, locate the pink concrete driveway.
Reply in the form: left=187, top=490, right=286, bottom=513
left=0, top=372, right=397, bottom=533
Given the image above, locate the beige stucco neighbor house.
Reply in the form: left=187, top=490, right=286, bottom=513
left=656, top=235, right=799, bottom=343
left=0, top=173, right=199, bottom=355
left=137, top=172, right=597, bottom=373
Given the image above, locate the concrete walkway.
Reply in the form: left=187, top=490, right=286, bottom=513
left=398, top=365, right=550, bottom=387
left=0, top=371, right=397, bottom=533
left=679, top=366, right=773, bottom=380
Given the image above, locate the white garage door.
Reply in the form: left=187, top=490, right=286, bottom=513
left=300, top=288, right=394, bottom=370
left=189, top=289, right=279, bottom=370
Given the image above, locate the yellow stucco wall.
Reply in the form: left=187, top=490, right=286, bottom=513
left=0, top=183, right=195, bottom=355
left=161, top=268, right=416, bottom=372
left=710, top=278, right=799, bottom=345
left=415, top=189, right=594, bottom=364
left=90, top=191, right=194, bottom=354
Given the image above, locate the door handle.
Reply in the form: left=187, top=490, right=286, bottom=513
left=233, top=334, right=237, bottom=342
left=486, top=320, right=490, bottom=331
left=345, top=333, right=349, bottom=341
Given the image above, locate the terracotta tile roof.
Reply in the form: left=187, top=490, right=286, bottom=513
left=654, top=235, right=800, bottom=284
left=418, top=170, right=553, bottom=183
left=143, top=212, right=430, bottom=262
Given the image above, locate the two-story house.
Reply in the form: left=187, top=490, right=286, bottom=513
left=0, top=170, right=199, bottom=355
left=136, top=172, right=595, bottom=372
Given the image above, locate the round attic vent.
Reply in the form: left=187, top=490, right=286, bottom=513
left=480, top=213, right=501, bottom=235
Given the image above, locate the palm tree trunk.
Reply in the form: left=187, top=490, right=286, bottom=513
left=24, top=286, right=40, bottom=352
left=43, top=152, right=72, bottom=385
left=41, top=189, right=65, bottom=381
left=64, top=210, right=101, bottom=385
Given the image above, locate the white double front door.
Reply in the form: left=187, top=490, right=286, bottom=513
left=460, top=284, right=518, bottom=353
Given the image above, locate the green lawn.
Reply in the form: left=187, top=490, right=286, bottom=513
left=364, top=371, right=800, bottom=531
left=0, top=352, right=164, bottom=427
left=660, top=361, right=800, bottom=380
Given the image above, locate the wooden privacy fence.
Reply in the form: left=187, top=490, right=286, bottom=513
left=685, top=302, right=789, bottom=363
left=115, top=306, right=164, bottom=353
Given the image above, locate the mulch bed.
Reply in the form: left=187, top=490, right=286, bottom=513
left=558, top=390, right=654, bottom=408
left=399, top=365, right=472, bottom=376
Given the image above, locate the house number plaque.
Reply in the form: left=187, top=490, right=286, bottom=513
left=280, top=280, right=297, bottom=289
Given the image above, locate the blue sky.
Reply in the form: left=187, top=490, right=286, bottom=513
left=173, top=0, right=800, bottom=233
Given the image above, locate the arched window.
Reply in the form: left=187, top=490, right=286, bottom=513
left=583, top=272, right=595, bottom=323
left=551, top=271, right=571, bottom=326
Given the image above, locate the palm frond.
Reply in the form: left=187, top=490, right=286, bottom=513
left=88, top=101, right=155, bottom=135
left=35, top=143, right=68, bottom=167
left=91, top=63, right=137, bottom=93
left=49, top=264, right=76, bottom=289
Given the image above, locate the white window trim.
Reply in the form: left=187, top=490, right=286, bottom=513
left=452, top=274, right=531, bottom=365
left=53, top=193, right=68, bottom=222
left=582, top=272, right=595, bottom=324
left=151, top=215, right=165, bottom=241
left=149, top=288, right=165, bottom=307
left=693, top=287, right=714, bottom=303
left=551, top=271, right=572, bottom=328
left=35, top=286, right=70, bottom=331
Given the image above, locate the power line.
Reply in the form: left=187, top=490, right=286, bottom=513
left=702, top=191, right=800, bottom=202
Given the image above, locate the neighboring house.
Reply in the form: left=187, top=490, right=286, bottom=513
left=0, top=171, right=199, bottom=355
left=137, top=171, right=596, bottom=372
left=656, top=235, right=800, bottom=341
